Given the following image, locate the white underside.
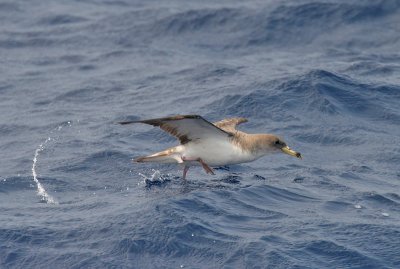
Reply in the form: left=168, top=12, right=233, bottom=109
left=167, top=138, right=266, bottom=166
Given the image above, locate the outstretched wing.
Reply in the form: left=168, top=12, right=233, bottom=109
left=119, top=115, right=232, bottom=144
left=213, top=117, right=248, bottom=133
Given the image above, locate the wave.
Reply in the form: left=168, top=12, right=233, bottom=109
left=301, top=239, right=383, bottom=268
left=56, top=150, right=131, bottom=173
left=2, top=0, right=400, bottom=268
left=0, top=3, right=19, bottom=12
left=362, top=192, right=400, bottom=207
left=37, top=14, right=88, bottom=26
left=0, top=176, right=33, bottom=193
left=151, top=8, right=242, bottom=35
left=3, top=1, right=398, bottom=52
left=248, top=0, right=400, bottom=47
left=207, top=70, right=400, bottom=124
left=139, top=0, right=400, bottom=50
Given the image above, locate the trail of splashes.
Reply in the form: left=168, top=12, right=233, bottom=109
left=32, top=137, right=58, bottom=204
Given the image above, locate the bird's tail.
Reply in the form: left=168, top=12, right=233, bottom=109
left=134, top=148, right=180, bottom=164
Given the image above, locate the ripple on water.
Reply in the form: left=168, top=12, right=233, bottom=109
left=1, top=0, right=400, bottom=268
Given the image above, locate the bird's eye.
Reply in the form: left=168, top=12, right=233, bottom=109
left=275, top=140, right=280, bottom=145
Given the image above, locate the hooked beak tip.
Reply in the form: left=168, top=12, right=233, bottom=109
left=281, top=146, right=302, bottom=159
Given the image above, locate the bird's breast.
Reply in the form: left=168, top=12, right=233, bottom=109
left=183, top=138, right=259, bottom=166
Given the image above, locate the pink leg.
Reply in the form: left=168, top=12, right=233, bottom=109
left=182, top=165, right=189, bottom=180
left=182, top=156, right=215, bottom=175
left=198, top=159, right=215, bottom=175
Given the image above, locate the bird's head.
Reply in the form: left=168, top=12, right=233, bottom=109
left=259, top=134, right=302, bottom=159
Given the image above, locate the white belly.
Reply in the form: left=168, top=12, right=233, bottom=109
left=182, top=138, right=259, bottom=166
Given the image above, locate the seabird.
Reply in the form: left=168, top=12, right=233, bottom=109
left=119, top=115, right=301, bottom=179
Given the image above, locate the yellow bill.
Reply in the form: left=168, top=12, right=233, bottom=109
left=281, top=146, right=302, bottom=159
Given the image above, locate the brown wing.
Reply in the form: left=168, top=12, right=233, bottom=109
left=213, top=117, right=248, bottom=133
left=119, top=115, right=232, bottom=144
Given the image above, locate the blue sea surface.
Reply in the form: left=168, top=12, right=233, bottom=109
left=1, top=0, right=400, bottom=268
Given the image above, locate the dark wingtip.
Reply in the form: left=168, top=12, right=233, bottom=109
left=118, top=121, right=138, bottom=125
left=133, top=157, right=145, bottom=162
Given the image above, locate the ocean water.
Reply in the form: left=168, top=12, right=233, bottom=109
left=1, top=0, right=400, bottom=268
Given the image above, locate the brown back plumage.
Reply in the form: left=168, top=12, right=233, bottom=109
left=213, top=117, right=248, bottom=134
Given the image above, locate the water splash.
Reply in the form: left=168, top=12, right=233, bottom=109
left=31, top=120, right=73, bottom=203
left=32, top=137, right=58, bottom=204
left=139, top=169, right=171, bottom=186
left=31, top=122, right=73, bottom=204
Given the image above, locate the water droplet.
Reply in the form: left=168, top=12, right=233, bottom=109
left=382, top=212, right=389, bottom=217
left=354, top=204, right=362, bottom=209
